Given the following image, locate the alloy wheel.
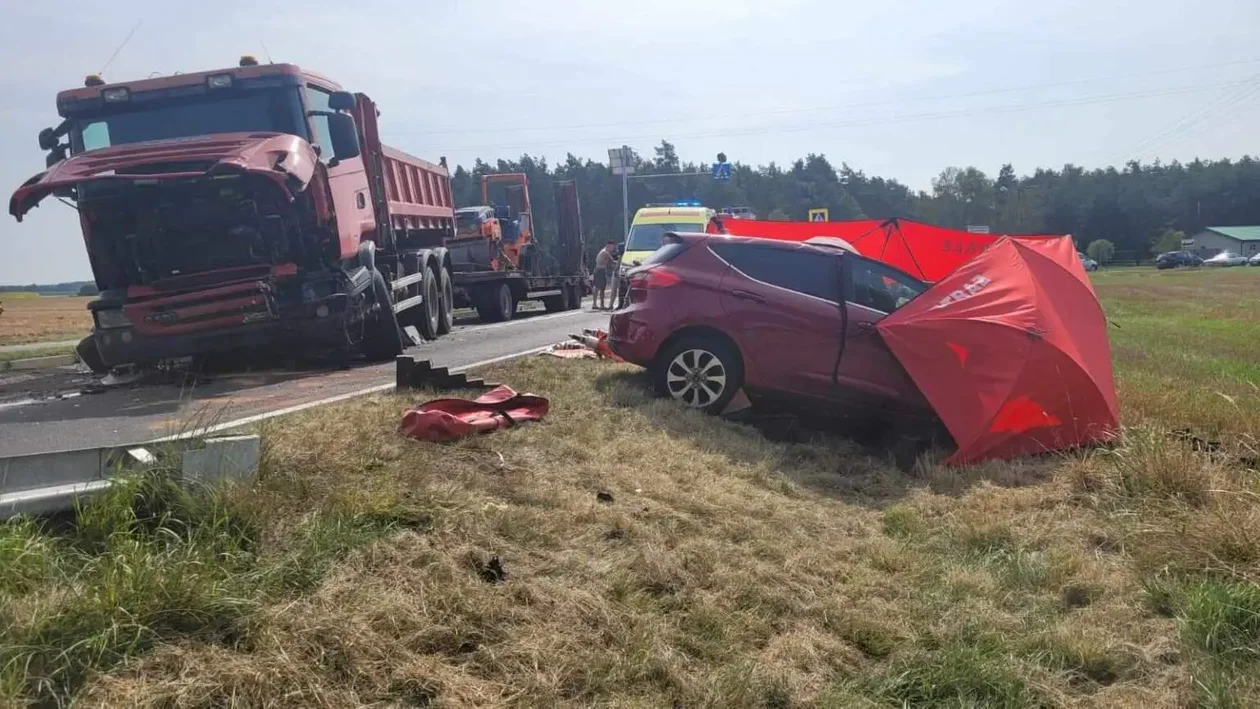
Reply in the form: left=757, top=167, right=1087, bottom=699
left=666, top=348, right=728, bottom=408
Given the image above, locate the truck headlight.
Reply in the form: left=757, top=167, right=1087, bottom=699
left=95, top=308, right=132, bottom=329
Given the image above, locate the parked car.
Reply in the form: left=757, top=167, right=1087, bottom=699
left=1204, top=251, right=1247, bottom=267
left=721, top=206, right=757, bottom=220
left=1155, top=251, right=1203, bottom=269
left=608, top=232, right=935, bottom=424
left=1078, top=252, right=1099, bottom=272
left=1249, top=253, right=1260, bottom=267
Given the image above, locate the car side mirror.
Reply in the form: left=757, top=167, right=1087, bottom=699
left=328, top=91, right=356, bottom=112
left=327, top=113, right=360, bottom=163
left=38, top=127, right=59, bottom=151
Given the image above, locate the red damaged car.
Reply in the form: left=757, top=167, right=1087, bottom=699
left=608, top=232, right=934, bottom=423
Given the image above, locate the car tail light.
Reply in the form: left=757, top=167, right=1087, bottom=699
left=627, top=266, right=681, bottom=304
left=629, top=267, right=681, bottom=290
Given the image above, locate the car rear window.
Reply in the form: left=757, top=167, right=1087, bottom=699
left=710, top=243, right=839, bottom=301
left=640, top=238, right=690, bottom=266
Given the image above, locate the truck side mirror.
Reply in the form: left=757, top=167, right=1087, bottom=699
left=38, top=127, right=59, bottom=151
left=327, top=113, right=360, bottom=163
left=329, top=91, right=356, bottom=111
left=494, top=205, right=512, bottom=220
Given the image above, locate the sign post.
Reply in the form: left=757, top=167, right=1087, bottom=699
left=608, top=146, right=636, bottom=239
left=808, top=208, right=829, bottom=222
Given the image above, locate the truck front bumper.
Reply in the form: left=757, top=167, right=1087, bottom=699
left=93, top=280, right=358, bottom=367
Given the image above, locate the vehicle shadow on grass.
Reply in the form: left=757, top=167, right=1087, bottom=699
left=590, top=367, right=1059, bottom=509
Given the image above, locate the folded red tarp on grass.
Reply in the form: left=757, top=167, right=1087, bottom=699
left=400, top=385, right=549, bottom=442
left=876, top=235, right=1119, bottom=464
left=711, top=217, right=1063, bottom=282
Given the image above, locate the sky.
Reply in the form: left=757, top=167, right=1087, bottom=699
left=1, top=0, right=1258, bottom=284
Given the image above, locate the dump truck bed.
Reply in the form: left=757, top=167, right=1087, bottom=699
left=352, top=95, right=456, bottom=236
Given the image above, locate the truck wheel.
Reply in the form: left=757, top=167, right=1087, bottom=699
left=478, top=283, right=515, bottom=323
left=543, top=288, right=567, bottom=313
left=361, top=269, right=405, bottom=361
left=567, top=283, right=583, bottom=310
left=76, top=335, right=109, bottom=374
left=415, top=266, right=440, bottom=341
left=436, top=265, right=454, bottom=335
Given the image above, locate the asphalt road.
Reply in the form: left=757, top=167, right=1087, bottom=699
left=0, top=306, right=610, bottom=457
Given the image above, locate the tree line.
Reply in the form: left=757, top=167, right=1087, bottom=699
left=448, top=140, right=1260, bottom=265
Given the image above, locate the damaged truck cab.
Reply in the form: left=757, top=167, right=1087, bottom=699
left=9, top=57, right=456, bottom=371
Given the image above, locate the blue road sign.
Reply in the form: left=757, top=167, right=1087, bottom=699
left=711, top=162, right=732, bottom=181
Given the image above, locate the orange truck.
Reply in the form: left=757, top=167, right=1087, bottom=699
left=9, top=57, right=587, bottom=372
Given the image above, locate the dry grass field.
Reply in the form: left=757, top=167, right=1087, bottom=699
left=0, top=294, right=92, bottom=346
left=1, top=267, right=1257, bottom=707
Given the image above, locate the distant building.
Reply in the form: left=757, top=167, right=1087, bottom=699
left=1187, top=226, right=1260, bottom=258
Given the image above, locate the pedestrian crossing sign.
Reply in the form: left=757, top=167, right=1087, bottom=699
left=809, top=208, right=829, bottom=222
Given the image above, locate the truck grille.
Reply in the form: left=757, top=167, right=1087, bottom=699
left=125, top=279, right=275, bottom=335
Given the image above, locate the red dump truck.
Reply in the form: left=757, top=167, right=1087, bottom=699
left=9, top=57, right=587, bottom=372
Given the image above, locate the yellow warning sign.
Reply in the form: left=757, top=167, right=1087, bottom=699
left=808, top=208, right=829, bottom=222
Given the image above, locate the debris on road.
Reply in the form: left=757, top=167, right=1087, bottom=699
left=400, top=385, right=549, bottom=442
left=542, top=329, right=623, bottom=361
left=478, top=555, right=507, bottom=584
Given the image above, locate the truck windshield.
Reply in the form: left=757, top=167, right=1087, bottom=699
left=72, top=87, right=308, bottom=153
left=625, top=222, right=699, bottom=252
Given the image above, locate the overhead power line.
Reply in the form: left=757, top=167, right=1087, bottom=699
left=1116, top=74, right=1260, bottom=162
left=393, top=57, right=1260, bottom=137
left=414, top=79, right=1246, bottom=155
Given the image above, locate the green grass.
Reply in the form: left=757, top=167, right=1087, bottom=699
left=0, top=265, right=1257, bottom=707
left=0, top=344, right=77, bottom=364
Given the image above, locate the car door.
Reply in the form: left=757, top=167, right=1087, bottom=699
left=837, top=255, right=930, bottom=409
left=709, top=242, right=844, bottom=398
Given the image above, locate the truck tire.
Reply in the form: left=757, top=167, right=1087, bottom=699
left=543, top=288, right=567, bottom=313
left=437, top=264, right=454, bottom=335
left=361, top=269, right=405, bottom=361
left=477, top=283, right=516, bottom=323
left=415, top=266, right=440, bottom=341
left=566, top=283, right=583, bottom=310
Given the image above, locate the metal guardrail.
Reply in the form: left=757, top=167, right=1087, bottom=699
left=0, top=435, right=259, bottom=519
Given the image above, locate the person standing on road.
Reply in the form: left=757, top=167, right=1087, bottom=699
left=594, top=241, right=615, bottom=310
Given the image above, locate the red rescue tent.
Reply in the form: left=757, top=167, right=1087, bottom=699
left=876, top=235, right=1119, bottom=464
left=711, top=217, right=1062, bottom=282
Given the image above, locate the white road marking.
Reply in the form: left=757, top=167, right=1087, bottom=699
left=153, top=343, right=557, bottom=442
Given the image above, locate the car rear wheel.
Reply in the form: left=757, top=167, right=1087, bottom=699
left=653, top=337, right=743, bottom=415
